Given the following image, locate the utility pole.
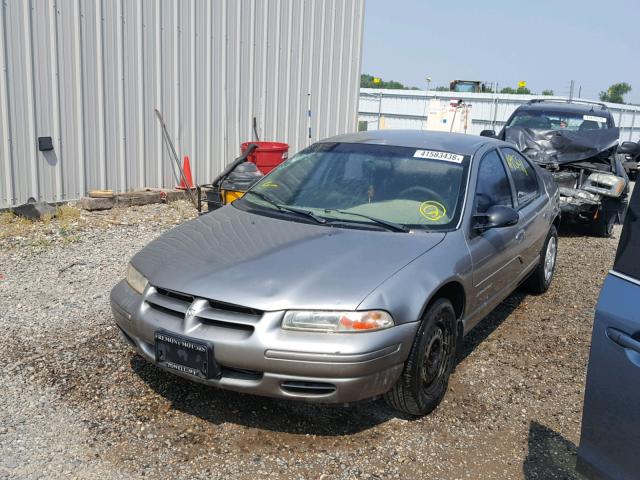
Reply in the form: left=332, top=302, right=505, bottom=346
left=423, top=76, right=432, bottom=130
left=569, top=80, right=575, bottom=102
left=491, top=82, right=499, bottom=130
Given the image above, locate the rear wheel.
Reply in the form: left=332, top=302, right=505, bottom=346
left=524, top=225, right=558, bottom=294
left=384, top=298, right=457, bottom=416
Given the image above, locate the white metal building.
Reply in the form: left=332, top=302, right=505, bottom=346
left=0, top=0, right=365, bottom=208
left=360, top=88, right=640, bottom=141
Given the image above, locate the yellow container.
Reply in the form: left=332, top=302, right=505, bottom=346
left=221, top=189, right=246, bottom=204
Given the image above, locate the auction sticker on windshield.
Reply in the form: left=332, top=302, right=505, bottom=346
left=583, top=114, right=607, bottom=123
left=413, top=150, right=464, bottom=163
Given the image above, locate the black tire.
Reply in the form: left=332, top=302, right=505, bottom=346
left=592, top=208, right=616, bottom=238
left=384, top=298, right=457, bottom=416
left=524, top=225, right=558, bottom=294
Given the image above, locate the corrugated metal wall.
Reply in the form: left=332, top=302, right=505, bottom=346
left=359, top=89, right=640, bottom=141
left=0, top=0, right=365, bottom=208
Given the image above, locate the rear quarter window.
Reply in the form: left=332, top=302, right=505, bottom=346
left=501, top=148, right=539, bottom=207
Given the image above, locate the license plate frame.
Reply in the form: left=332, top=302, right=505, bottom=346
left=154, top=331, right=221, bottom=380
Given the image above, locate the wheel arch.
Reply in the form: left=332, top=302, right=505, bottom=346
left=420, top=280, right=466, bottom=324
left=418, top=280, right=467, bottom=363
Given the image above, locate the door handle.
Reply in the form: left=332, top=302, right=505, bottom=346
left=606, top=327, right=640, bottom=355
left=515, top=230, right=525, bottom=242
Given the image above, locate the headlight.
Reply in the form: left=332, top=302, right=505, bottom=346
left=282, top=310, right=394, bottom=332
left=126, top=263, right=148, bottom=295
left=583, top=173, right=626, bottom=198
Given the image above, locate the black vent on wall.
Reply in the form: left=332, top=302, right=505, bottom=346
left=38, top=137, right=53, bottom=152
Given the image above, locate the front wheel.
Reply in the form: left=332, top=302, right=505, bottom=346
left=384, top=298, right=457, bottom=416
left=592, top=208, right=616, bottom=238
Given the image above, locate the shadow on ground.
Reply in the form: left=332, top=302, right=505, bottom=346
left=130, top=353, right=397, bottom=436
left=558, top=223, right=596, bottom=238
left=458, top=288, right=527, bottom=363
left=523, top=421, right=581, bottom=480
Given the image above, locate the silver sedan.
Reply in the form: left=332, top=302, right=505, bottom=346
left=111, top=130, right=560, bottom=416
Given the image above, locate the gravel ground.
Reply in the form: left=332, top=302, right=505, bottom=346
left=0, top=199, right=622, bottom=479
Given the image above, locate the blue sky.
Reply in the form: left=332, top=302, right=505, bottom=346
left=362, top=0, right=639, bottom=103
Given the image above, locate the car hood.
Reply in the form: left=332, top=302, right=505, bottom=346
left=504, top=126, right=619, bottom=165
left=132, top=206, right=445, bottom=311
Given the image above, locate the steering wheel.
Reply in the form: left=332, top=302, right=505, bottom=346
left=398, top=186, right=446, bottom=205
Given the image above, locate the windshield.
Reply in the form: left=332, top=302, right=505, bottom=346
left=236, top=142, right=470, bottom=231
left=507, top=110, right=611, bottom=131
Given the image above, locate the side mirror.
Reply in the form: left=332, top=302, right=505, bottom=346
left=473, top=205, right=519, bottom=232
left=480, top=129, right=496, bottom=138
left=618, top=141, right=640, bottom=156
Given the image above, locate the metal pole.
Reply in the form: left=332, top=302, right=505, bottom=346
left=377, top=92, right=383, bottom=130
left=307, top=93, right=312, bottom=146
left=491, top=82, right=499, bottom=130
left=422, top=78, right=431, bottom=130
left=629, top=110, right=636, bottom=141
left=154, top=109, right=199, bottom=208
left=569, top=80, right=574, bottom=102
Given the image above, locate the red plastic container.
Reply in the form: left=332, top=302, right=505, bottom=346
left=240, top=141, right=289, bottom=174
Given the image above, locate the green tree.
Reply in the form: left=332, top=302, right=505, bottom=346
left=500, top=86, right=532, bottom=95
left=434, top=86, right=450, bottom=91
left=541, top=89, right=554, bottom=96
left=360, top=74, right=416, bottom=90
left=599, top=82, right=632, bottom=104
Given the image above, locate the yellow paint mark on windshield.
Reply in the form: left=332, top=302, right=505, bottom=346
left=419, top=201, right=447, bottom=221
left=260, top=180, right=279, bottom=189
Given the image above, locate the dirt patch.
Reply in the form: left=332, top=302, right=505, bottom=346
left=1, top=200, right=615, bottom=479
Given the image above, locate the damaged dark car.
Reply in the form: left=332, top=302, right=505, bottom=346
left=482, top=100, right=629, bottom=236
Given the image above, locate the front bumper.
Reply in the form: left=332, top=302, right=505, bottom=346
left=559, top=199, right=599, bottom=223
left=110, top=280, right=417, bottom=403
left=558, top=187, right=601, bottom=223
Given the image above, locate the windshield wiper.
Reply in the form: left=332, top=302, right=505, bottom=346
left=245, top=191, right=327, bottom=224
left=323, top=209, right=409, bottom=232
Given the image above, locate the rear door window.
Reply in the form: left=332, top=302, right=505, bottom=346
left=614, top=185, right=640, bottom=280
left=500, top=148, right=539, bottom=207
left=474, top=149, right=513, bottom=214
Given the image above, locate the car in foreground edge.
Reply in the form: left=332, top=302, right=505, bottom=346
left=577, top=182, right=640, bottom=479
left=111, top=130, right=560, bottom=416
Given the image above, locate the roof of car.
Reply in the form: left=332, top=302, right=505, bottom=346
left=515, top=101, right=612, bottom=116
left=320, top=129, right=500, bottom=155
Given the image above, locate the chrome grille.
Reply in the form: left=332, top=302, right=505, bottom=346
left=145, top=286, right=262, bottom=331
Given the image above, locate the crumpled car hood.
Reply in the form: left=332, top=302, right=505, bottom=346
left=504, top=126, right=619, bottom=165
left=132, top=206, right=445, bottom=311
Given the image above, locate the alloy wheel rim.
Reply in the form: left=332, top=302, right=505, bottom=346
left=544, top=236, right=557, bottom=282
